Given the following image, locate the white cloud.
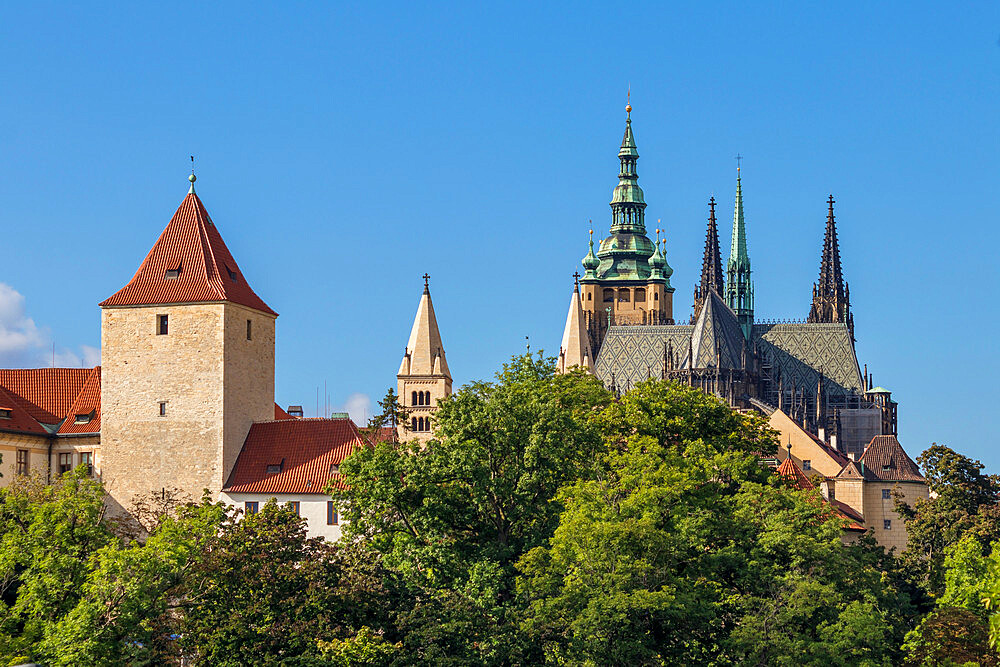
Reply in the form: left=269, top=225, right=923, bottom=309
left=0, top=283, right=100, bottom=368
left=340, top=393, right=372, bottom=425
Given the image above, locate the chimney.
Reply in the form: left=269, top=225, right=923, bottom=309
left=288, top=405, right=304, bottom=418
left=817, top=426, right=826, bottom=442
left=830, top=434, right=838, bottom=451
left=847, top=451, right=856, bottom=461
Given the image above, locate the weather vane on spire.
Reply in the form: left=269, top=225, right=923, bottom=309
left=626, top=85, right=632, bottom=115
left=188, top=155, right=196, bottom=192
left=735, top=153, right=743, bottom=172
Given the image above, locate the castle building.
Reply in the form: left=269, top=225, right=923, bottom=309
left=562, top=103, right=926, bottom=551
left=396, top=276, right=451, bottom=443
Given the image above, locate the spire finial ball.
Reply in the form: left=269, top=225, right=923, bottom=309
left=189, top=173, right=197, bottom=184
left=625, top=103, right=632, bottom=114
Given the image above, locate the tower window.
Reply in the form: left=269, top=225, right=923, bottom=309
left=157, top=315, right=169, bottom=335
left=158, top=402, right=167, bottom=417
left=246, top=319, right=252, bottom=340
left=603, top=288, right=615, bottom=303
left=618, top=289, right=630, bottom=302
left=883, top=519, right=892, bottom=530
left=411, top=416, right=417, bottom=431
left=882, top=488, right=891, bottom=499
left=411, top=391, right=417, bottom=406
left=635, top=288, right=646, bottom=302
left=588, top=293, right=592, bottom=301
left=654, top=292, right=658, bottom=301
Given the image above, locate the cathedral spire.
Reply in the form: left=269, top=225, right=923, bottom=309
left=725, top=162, right=753, bottom=338
left=693, top=196, right=725, bottom=321
left=808, top=195, right=853, bottom=338
left=558, top=273, right=593, bottom=373
left=610, top=102, right=645, bottom=234
left=398, top=276, right=450, bottom=379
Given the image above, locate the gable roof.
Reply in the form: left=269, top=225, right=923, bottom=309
left=858, top=435, right=925, bottom=482
left=56, top=367, right=101, bottom=434
left=100, top=190, right=276, bottom=316
left=0, top=384, right=49, bottom=434
left=224, top=418, right=367, bottom=495
left=0, top=368, right=99, bottom=434
left=685, top=290, right=744, bottom=370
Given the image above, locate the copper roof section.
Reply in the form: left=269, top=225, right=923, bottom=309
left=224, top=418, right=367, bottom=495
left=858, top=435, right=925, bottom=482
left=100, top=191, right=276, bottom=316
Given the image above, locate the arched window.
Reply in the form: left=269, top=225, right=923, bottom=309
left=654, top=292, right=658, bottom=301
left=603, top=288, right=615, bottom=302
left=411, top=417, right=417, bottom=431
left=587, top=293, right=592, bottom=301
left=635, top=288, right=646, bottom=302
left=411, top=391, right=417, bottom=406
left=423, top=391, right=431, bottom=406
left=618, top=289, right=630, bottom=302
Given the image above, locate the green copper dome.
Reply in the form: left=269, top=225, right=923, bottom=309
left=581, top=106, right=665, bottom=285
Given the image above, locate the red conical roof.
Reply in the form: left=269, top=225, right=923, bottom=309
left=777, top=456, right=814, bottom=490
left=100, top=191, right=276, bottom=316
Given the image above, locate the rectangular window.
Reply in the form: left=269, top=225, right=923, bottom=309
left=246, top=319, right=252, bottom=340
left=802, top=460, right=812, bottom=471
left=828, top=487, right=836, bottom=500
left=79, top=452, right=93, bottom=477
left=165, top=268, right=180, bottom=279
left=74, top=412, right=92, bottom=424
left=327, top=501, right=338, bottom=525
left=883, top=519, right=892, bottom=530
left=287, top=501, right=300, bottom=516
left=157, top=314, right=169, bottom=335
left=58, top=452, right=72, bottom=475
left=159, top=402, right=167, bottom=417
left=0, top=408, right=11, bottom=419
left=245, top=501, right=259, bottom=515
left=16, top=450, right=29, bottom=475
left=882, top=488, right=892, bottom=500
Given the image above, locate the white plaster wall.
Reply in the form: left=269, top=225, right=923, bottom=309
left=221, top=491, right=343, bottom=542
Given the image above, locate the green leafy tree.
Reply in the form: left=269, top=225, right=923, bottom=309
left=897, top=445, right=1000, bottom=596
left=517, top=379, right=911, bottom=666
left=333, top=352, right=612, bottom=664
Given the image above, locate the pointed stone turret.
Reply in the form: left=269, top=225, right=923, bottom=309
left=559, top=274, right=593, bottom=373
left=397, top=275, right=452, bottom=443
left=725, top=165, right=753, bottom=339
left=692, top=196, right=725, bottom=322
left=808, top=195, right=853, bottom=338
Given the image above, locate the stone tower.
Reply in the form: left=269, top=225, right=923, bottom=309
left=692, top=196, right=725, bottom=322
left=579, top=102, right=674, bottom=355
left=99, top=175, right=276, bottom=512
left=558, top=274, right=594, bottom=373
left=397, top=276, right=451, bottom=443
left=725, top=166, right=754, bottom=339
left=808, top=195, right=854, bottom=339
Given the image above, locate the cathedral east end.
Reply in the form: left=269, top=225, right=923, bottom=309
left=559, top=105, right=926, bottom=549
left=0, top=106, right=924, bottom=551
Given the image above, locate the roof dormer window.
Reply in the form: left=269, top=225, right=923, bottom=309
left=226, top=265, right=238, bottom=281
left=74, top=411, right=93, bottom=424
left=266, top=459, right=284, bottom=474
left=165, top=263, right=182, bottom=279
left=329, top=463, right=339, bottom=475
left=0, top=408, right=11, bottom=420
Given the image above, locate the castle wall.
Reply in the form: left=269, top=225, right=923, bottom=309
left=863, top=481, right=929, bottom=553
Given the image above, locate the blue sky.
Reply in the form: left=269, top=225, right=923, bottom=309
left=1, top=3, right=997, bottom=467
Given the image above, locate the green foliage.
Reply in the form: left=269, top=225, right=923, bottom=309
left=517, top=379, right=910, bottom=666
left=316, top=626, right=400, bottom=666
left=901, top=607, right=997, bottom=666
left=334, top=352, right=612, bottom=663
left=897, top=445, right=1000, bottom=597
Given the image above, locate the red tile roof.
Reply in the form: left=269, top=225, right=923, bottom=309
left=859, top=435, right=925, bottom=482
left=0, top=368, right=98, bottom=433
left=777, top=457, right=865, bottom=532
left=100, top=191, right=276, bottom=316
left=0, top=384, right=49, bottom=434
left=777, top=457, right=814, bottom=490
left=274, top=403, right=293, bottom=420
left=224, top=418, right=367, bottom=495
left=57, top=368, right=101, bottom=434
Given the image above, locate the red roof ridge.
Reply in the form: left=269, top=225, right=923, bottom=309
left=57, top=367, right=101, bottom=434
left=777, top=457, right=814, bottom=490
left=100, top=191, right=276, bottom=316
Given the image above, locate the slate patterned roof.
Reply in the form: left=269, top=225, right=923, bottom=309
left=595, top=320, right=863, bottom=398
left=100, top=191, right=276, bottom=316
left=754, top=322, right=863, bottom=396
left=224, top=418, right=367, bottom=495
left=684, top=291, right=744, bottom=370
left=594, top=325, right=693, bottom=392
left=0, top=368, right=99, bottom=434
left=858, top=435, right=925, bottom=482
